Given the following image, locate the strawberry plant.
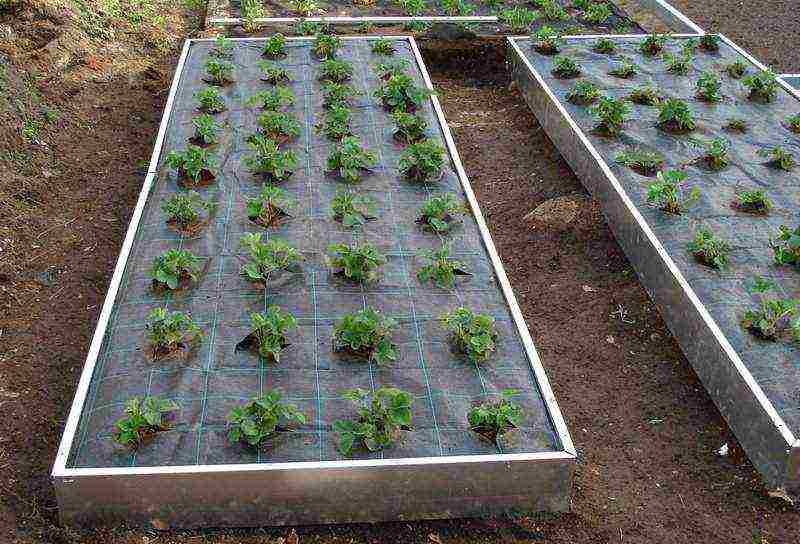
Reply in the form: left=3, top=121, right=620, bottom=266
left=583, top=2, right=612, bottom=24
left=663, top=51, right=692, bottom=75
left=333, top=309, right=398, bottom=364
left=392, top=110, right=428, bottom=143
left=333, top=387, right=412, bottom=455
left=317, top=104, right=353, bottom=141
left=699, top=34, right=720, bottom=52
left=788, top=113, right=800, bottom=133
left=500, top=7, right=538, bottom=32
left=239, top=234, right=302, bottom=286
left=376, top=58, right=411, bottom=80
left=246, top=185, right=295, bottom=228
left=609, top=59, right=638, bottom=78
left=590, top=96, right=630, bottom=136
left=113, top=396, right=179, bottom=448
left=248, top=86, right=295, bottom=111
left=629, top=85, right=660, bottom=106
left=687, top=228, right=730, bottom=270
left=440, top=306, right=498, bottom=363
left=761, top=147, right=795, bottom=171
left=237, top=307, right=298, bottom=362
left=646, top=170, right=699, bottom=214
left=319, top=59, right=354, bottom=83
left=258, top=61, right=291, bottom=85
left=244, top=134, right=299, bottom=182
left=566, top=81, right=599, bottom=105
left=327, top=136, right=377, bottom=183
left=331, top=191, right=377, bottom=228
left=417, top=243, right=470, bottom=288
left=293, top=20, right=323, bottom=36
left=695, top=71, right=722, bottom=102
left=195, top=87, right=226, bottom=114
left=399, top=139, right=446, bottom=183
left=771, top=225, right=800, bottom=266
left=532, top=26, right=563, bottom=55
left=227, top=391, right=306, bottom=447
left=191, top=114, right=220, bottom=146
left=594, top=38, right=615, bottom=54
left=326, top=241, right=386, bottom=283
left=468, top=389, right=522, bottom=443
left=371, top=38, right=395, bottom=56
left=322, top=82, right=360, bottom=109
left=691, top=137, right=729, bottom=170
left=732, top=190, right=771, bottom=215
left=724, top=117, right=747, bottom=132
left=205, top=58, right=234, bottom=86
left=210, top=35, right=233, bottom=59
left=657, top=98, right=695, bottom=133
left=639, top=33, right=667, bottom=56
left=614, top=148, right=664, bottom=176
left=146, top=307, right=203, bottom=360
left=373, top=74, right=431, bottom=112
left=417, top=193, right=464, bottom=233
left=162, top=191, right=214, bottom=234
left=313, top=33, right=341, bottom=59
left=165, top=145, right=216, bottom=187
left=725, top=59, right=747, bottom=79
left=743, top=70, right=778, bottom=103
left=256, top=111, right=301, bottom=144
left=149, top=249, right=203, bottom=290
left=742, top=276, right=800, bottom=341
left=552, top=55, right=581, bottom=78
left=262, top=33, right=287, bottom=59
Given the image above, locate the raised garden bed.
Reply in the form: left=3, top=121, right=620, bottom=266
left=51, top=36, right=575, bottom=528
left=509, top=33, right=800, bottom=491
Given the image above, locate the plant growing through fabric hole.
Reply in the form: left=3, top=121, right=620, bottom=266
left=733, top=190, right=772, bottom=215
left=334, top=387, right=411, bottom=455
left=609, top=59, right=637, bottom=78
left=695, top=71, right=722, bottom=102
left=248, top=86, right=295, bottom=111
left=374, top=74, right=431, bottom=112
left=292, top=0, right=320, bottom=16
left=399, top=139, right=446, bottom=183
left=195, top=87, right=226, bottom=113
left=614, top=148, right=664, bottom=176
left=371, top=38, right=395, bottom=56
left=322, top=82, right=360, bottom=109
left=688, top=137, right=729, bottom=170
left=500, top=7, right=538, bottom=32
left=227, top=391, right=306, bottom=447
left=566, top=81, right=599, bottom=105
left=257, top=60, right=291, bottom=84
left=376, top=58, right=411, bottom=79
left=246, top=185, right=295, bottom=227
left=327, top=136, right=377, bottom=183
left=788, top=113, right=800, bottom=133
left=161, top=191, right=214, bottom=233
left=257, top=111, right=301, bottom=143
left=239, top=234, right=303, bottom=285
left=662, top=50, right=692, bottom=75
left=742, top=276, right=800, bottom=341
left=149, top=249, right=203, bottom=290
left=417, top=193, right=465, bottom=233
left=205, top=58, right=233, bottom=86
left=293, top=20, right=322, bottom=36
left=552, top=55, right=581, bottom=78
left=326, top=241, right=386, bottom=283
left=238, top=307, right=298, bottom=362
left=113, top=396, right=179, bottom=448
left=687, top=227, right=730, bottom=270
left=210, top=35, right=233, bottom=58
left=319, top=59, right=353, bottom=83
left=191, top=114, right=220, bottom=146
left=680, top=38, right=698, bottom=54
left=629, top=85, right=660, bottom=106
left=590, top=96, right=630, bottom=136
left=725, top=59, right=747, bottom=79
left=583, top=2, right=612, bottom=24
left=313, top=33, right=341, bottom=59
left=333, top=309, right=398, bottom=364
left=760, top=147, right=796, bottom=171
left=743, top=70, right=778, bottom=103
left=146, top=307, right=203, bottom=360
left=639, top=32, right=667, bottom=56
left=468, top=389, right=522, bottom=443
left=657, top=98, right=695, bottom=132
left=165, top=146, right=216, bottom=186
left=594, top=38, right=615, bottom=54
left=244, top=134, right=299, bottom=182
left=263, top=33, right=287, bottom=59
left=699, top=34, right=720, bottom=52
left=646, top=170, right=699, bottom=214
left=531, top=26, right=563, bottom=55
left=771, top=225, right=800, bottom=266
left=317, top=104, right=353, bottom=141
left=724, top=117, right=747, bottom=132
left=331, top=191, right=377, bottom=228
left=417, top=243, right=471, bottom=288
left=392, top=110, right=428, bottom=143
left=440, top=306, right=498, bottom=363
left=538, top=0, right=568, bottom=21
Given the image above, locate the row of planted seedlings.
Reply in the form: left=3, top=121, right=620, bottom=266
left=111, top=34, right=528, bottom=461
left=528, top=31, right=800, bottom=350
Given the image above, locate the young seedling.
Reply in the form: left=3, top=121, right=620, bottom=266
left=662, top=51, right=692, bottom=75
left=566, top=81, right=600, bottom=105
left=687, top=228, right=730, bottom=270
left=313, top=33, right=341, bottom=59
left=256, top=111, right=301, bottom=144
left=399, top=139, right=446, bottom=183
left=724, top=117, right=747, bottom=133
left=191, top=114, right=221, bottom=146
left=149, top=249, right=203, bottom=290
left=146, top=307, right=203, bottom=360
left=317, top=104, right=353, bottom=141
left=373, top=74, right=431, bottom=112
left=392, top=110, right=428, bottom=143
left=333, top=387, right=412, bottom=455
left=639, top=33, right=667, bottom=56
left=690, top=137, right=729, bottom=170
left=371, top=38, right=395, bottom=56
left=244, top=134, right=299, bottom=182
left=417, top=243, right=471, bottom=288
left=326, top=241, right=386, bottom=283
left=500, top=7, right=538, bottom=32
left=227, top=391, right=306, bottom=447
left=629, top=85, right=660, bottom=106
left=376, top=58, right=411, bottom=80
left=657, top=98, right=695, bottom=133
left=771, top=225, right=800, bottom=266
left=646, top=170, right=699, bottom=214
left=552, top=55, right=581, bottom=78
left=236, top=307, right=298, bottom=362
left=594, top=38, right=615, bottom=54
left=165, top=145, right=216, bottom=187
left=695, top=71, right=722, bottom=102
left=195, top=87, right=226, bottom=114
left=743, top=70, right=778, bottom=103
left=333, top=309, right=398, bottom=364
left=468, top=389, right=523, bottom=444
left=248, top=86, right=295, bottom=111
left=531, top=26, right=563, bottom=55
left=583, top=2, right=612, bottom=24
left=440, top=306, right=498, bottom=363
left=742, top=276, right=800, bottom=341
left=262, top=33, right=287, bottom=59
left=331, top=191, right=377, bottom=228
left=732, top=190, right=772, bottom=215
left=327, top=136, right=377, bottom=183
left=614, top=148, right=664, bottom=176
left=258, top=61, right=291, bottom=85
left=760, top=147, right=796, bottom=171
left=162, top=191, right=214, bottom=234
left=788, top=113, right=800, bottom=133
left=725, top=59, right=748, bottom=79
left=113, top=396, right=179, bottom=448
left=590, top=96, right=630, bottom=136
left=205, top=58, right=234, bottom=86
left=699, top=34, right=720, bottom=52
left=609, top=59, right=638, bottom=78
left=417, top=193, right=464, bottom=233
left=239, top=233, right=303, bottom=286
left=210, top=35, right=233, bottom=59
left=246, top=185, right=295, bottom=228
left=322, top=83, right=360, bottom=109
left=319, top=59, right=354, bottom=83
